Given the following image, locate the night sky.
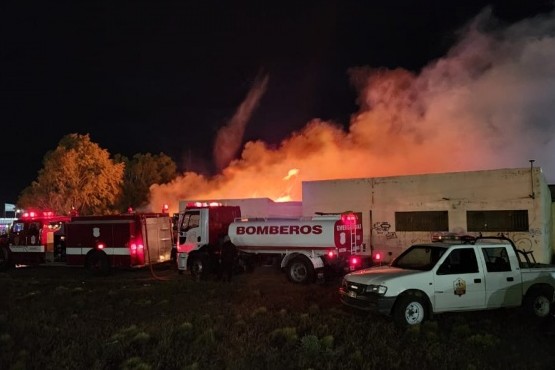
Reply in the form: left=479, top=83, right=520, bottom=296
left=1, top=1, right=554, bottom=204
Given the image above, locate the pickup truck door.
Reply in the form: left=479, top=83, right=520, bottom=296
left=480, top=246, right=521, bottom=308
left=433, top=247, right=486, bottom=311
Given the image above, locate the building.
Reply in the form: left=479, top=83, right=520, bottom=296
left=302, top=167, right=553, bottom=264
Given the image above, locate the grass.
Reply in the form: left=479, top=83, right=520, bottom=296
left=0, top=265, right=554, bottom=370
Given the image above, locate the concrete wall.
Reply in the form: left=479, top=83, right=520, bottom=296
left=303, top=167, right=552, bottom=263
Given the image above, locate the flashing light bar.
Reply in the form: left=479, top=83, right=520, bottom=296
left=187, top=201, right=223, bottom=208
left=21, top=211, right=56, bottom=219
left=431, top=232, right=476, bottom=243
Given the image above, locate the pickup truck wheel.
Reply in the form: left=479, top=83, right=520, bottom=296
left=287, top=256, right=314, bottom=284
left=524, top=287, right=553, bottom=318
left=393, top=295, right=427, bottom=326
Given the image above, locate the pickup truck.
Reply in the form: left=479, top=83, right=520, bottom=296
left=339, top=236, right=555, bottom=326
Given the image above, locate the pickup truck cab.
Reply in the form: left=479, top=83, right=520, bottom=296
left=340, top=236, right=555, bottom=326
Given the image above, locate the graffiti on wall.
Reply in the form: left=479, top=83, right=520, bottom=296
left=372, top=221, right=397, bottom=239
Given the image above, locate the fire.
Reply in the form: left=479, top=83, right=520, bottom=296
left=149, top=10, right=555, bottom=214
left=283, top=168, right=299, bottom=181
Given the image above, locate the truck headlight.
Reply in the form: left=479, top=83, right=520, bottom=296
left=366, top=285, right=387, bottom=295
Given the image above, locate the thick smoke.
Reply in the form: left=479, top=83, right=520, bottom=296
left=150, top=9, right=555, bottom=213
left=213, top=73, right=269, bottom=170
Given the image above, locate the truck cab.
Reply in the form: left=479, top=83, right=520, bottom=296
left=0, top=210, right=70, bottom=267
left=340, top=236, right=555, bottom=326
left=175, top=204, right=240, bottom=275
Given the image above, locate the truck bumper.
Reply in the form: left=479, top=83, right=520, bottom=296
left=339, top=287, right=396, bottom=315
left=177, top=252, right=188, bottom=271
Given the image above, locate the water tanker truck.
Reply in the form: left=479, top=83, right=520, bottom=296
left=175, top=202, right=367, bottom=283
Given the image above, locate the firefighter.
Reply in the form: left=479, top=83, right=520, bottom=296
left=219, top=236, right=237, bottom=282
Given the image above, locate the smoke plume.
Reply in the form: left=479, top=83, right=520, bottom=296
left=213, top=73, right=269, bottom=170
left=150, top=9, right=555, bottom=213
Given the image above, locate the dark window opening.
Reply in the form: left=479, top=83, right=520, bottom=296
left=467, top=210, right=528, bottom=232
left=395, top=211, right=448, bottom=231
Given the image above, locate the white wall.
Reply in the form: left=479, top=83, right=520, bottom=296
left=303, top=167, right=552, bottom=263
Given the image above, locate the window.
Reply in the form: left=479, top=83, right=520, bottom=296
left=181, top=211, right=200, bottom=231
left=482, top=247, right=511, bottom=272
left=395, top=211, right=448, bottom=231
left=467, top=210, right=529, bottom=232
left=11, top=222, right=24, bottom=233
left=437, top=248, right=479, bottom=275
left=392, top=245, right=447, bottom=271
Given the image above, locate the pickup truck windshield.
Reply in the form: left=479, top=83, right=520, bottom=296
left=391, top=245, right=447, bottom=271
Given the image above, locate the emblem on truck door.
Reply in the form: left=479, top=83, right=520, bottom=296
left=453, top=278, right=466, bottom=296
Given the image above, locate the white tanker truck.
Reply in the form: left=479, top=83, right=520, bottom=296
left=175, top=202, right=367, bottom=283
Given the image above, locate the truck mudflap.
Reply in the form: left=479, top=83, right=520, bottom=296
left=177, top=252, right=188, bottom=271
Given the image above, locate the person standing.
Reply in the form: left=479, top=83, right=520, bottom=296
left=220, top=237, right=237, bottom=282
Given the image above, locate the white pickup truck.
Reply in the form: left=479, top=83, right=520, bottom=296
left=340, top=236, right=555, bottom=326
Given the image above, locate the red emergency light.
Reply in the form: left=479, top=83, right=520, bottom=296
left=97, top=243, right=105, bottom=250
left=162, top=204, right=169, bottom=213
left=22, top=211, right=36, bottom=219
left=130, top=243, right=144, bottom=253
left=350, top=256, right=360, bottom=266
left=373, top=252, right=382, bottom=261
left=327, top=250, right=336, bottom=258
left=341, top=213, right=357, bottom=224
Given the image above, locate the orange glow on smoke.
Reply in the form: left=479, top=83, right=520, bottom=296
left=149, top=11, right=555, bottom=214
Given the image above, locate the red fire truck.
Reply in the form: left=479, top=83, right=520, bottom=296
left=0, top=210, right=173, bottom=274
left=175, top=202, right=369, bottom=283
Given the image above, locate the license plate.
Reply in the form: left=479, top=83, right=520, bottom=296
left=348, top=291, right=357, bottom=298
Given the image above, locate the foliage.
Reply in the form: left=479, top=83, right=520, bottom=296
left=17, top=134, right=124, bottom=215
left=114, top=153, right=177, bottom=212
left=1, top=267, right=555, bottom=370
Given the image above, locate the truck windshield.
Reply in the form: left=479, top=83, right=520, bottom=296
left=180, top=211, right=200, bottom=232
left=391, top=245, right=447, bottom=271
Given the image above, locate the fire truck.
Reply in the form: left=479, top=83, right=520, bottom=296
left=175, top=202, right=368, bottom=283
left=0, top=210, right=173, bottom=274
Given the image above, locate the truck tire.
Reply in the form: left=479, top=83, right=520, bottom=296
left=393, top=293, right=428, bottom=327
left=524, top=286, right=553, bottom=318
left=189, top=254, right=209, bottom=281
left=286, top=256, right=314, bottom=284
left=85, top=250, right=110, bottom=276
left=0, top=247, right=13, bottom=272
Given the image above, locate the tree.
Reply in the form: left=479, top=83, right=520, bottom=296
left=18, top=134, right=125, bottom=215
left=114, top=152, right=177, bottom=211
